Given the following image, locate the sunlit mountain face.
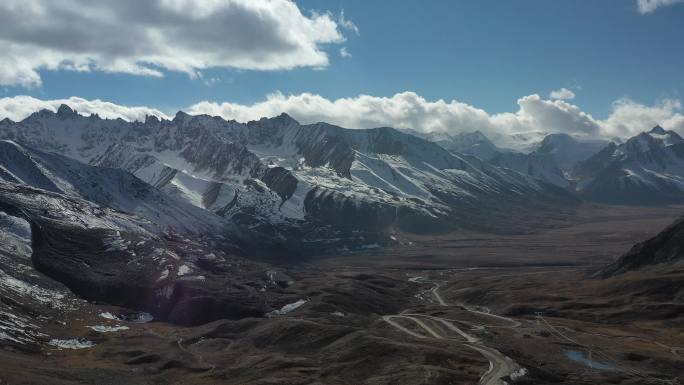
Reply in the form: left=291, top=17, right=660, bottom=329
left=0, top=1, right=683, bottom=384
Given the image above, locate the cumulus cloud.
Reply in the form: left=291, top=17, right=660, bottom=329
left=0, top=0, right=349, bottom=87
left=549, top=88, right=576, bottom=101
left=0, top=95, right=169, bottom=122
left=188, top=91, right=684, bottom=145
left=637, top=0, right=684, bottom=13
left=189, top=91, right=497, bottom=135
left=601, top=98, right=684, bottom=136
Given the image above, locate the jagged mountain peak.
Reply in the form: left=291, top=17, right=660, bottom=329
left=649, top=125, right=666, bottom=135
left=624, top=126, right=683, bottom=153
left=23, top=108, right=57, bottom=122
left=573, top=125, right=684, bottom=204
left=254, top=112, right=300, bottom=128
left=145, top=114, right=160, bottom=125
left=56, top=104, right=77, bottom=118
left=173, top=110, right=191, bottom=121
left=647, top=125, right=682, bottom=142
left=456, top=130, right=490, bottom=142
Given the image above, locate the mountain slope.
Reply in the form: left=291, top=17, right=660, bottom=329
left=0, top=140, right=227, bottom=234
left=489, top=151, right=570, bottom=189
left=404, top=129, right=576, bottom=189
left=0, top=182, right=284, bottom=326
left=573, top=126, right=684, bottom=204
left=532, top=133, right=608, bottom=172
left=400, top=129, right=501, bottom=161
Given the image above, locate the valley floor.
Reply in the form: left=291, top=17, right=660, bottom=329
left=1, top=204, right=682, bottom=384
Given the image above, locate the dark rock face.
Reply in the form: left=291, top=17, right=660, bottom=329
left=303, top=188, right=398, bottom=232
left=294, top=123, right=356, bottom=177
left=180, top=132, right=262, bottom=178
left=0, top=184, right=273, bottom=326
left=600, top=215, right=684, bottom=276
left=56, top=104, right=77, bottom=118
left=258, top=166, right=298, bottom=202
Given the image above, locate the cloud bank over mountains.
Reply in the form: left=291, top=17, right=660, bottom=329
left=0, top=96, right=169, bottom=122
left=0, top=0, right=349, bottom=87
left=188, top=92, right=684, bottom=142
left=2, top=92, right=683, bottom=147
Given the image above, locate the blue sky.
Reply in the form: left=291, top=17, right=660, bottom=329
left=1, top=0, right=683, bottom=140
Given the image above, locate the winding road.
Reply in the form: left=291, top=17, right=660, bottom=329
left=383, top=277, right=522, bottom=385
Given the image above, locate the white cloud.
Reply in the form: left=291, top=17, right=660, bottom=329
left=188, top=91, right=684, bottom=144
left=601, top=97, right=684, bottom=136
left=0, top=95, right=169, bottom=122
left=637, top=0, right=684, bottom=13
left=338, top=10, right=360, bottom=35
left=0, top=0, right=350, bottom=87
left=340, top=47, right=352, bottom=58
left=549, top=88, right=576, bottom=101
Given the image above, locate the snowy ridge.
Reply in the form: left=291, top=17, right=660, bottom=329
left=0, top=140, right=227, bottom=234
left=0, top=106, right=577, bottom=237
left=573, top=126, right=684, bottom=203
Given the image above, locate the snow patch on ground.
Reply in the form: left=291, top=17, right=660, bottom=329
left=0, top=212, right=33, bottom=258
left=509, top=367, right=528, bottom=381
left=99, top=311, right=153, bottom=323
left=177, top=264, right=191, bottom=276
left=266, top=299, right=308, bottom=317
left=86, top=325, right=129, bottom=333
left=0, top=270, right=67, bottom=309
left=49, top=339, right=95, bottom=349
left=0, top=309, right=47, bottom=345
left=99, top=312, right=118, bottom=321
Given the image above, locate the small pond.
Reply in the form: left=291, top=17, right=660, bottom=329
left=564, top=350, right=614, bottom=370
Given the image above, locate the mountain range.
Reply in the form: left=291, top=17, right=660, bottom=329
left=0, top=106, right=582, bottom=255
left=2, top=105, right=684, bottom=256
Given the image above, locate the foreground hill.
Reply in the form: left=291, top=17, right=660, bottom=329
left=600, top=214, right=684, bottom=276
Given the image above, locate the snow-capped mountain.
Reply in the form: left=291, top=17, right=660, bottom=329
left=0, top=106, right=578, bottom=244
left=403, top=129, right=575, bottom=189
left=400, top=129, right=501, bottom=161
left=573, top=126, right=684, bottom=204
left=0, top=140, right=227, bottom=234
left=485, top=133, right=607, bottom=189
left=488, top=151, right=570, bottom=189
left=531, top=133, right=608, bottom=173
